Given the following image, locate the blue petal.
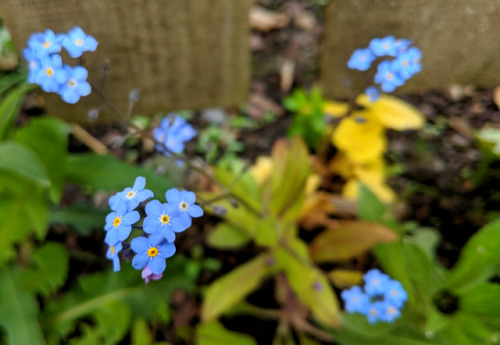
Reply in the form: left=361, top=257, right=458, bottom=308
left=159, top=242, right=176, bottom=259
left=73, top=66, right=88, bottom=80
left=104, top=229, right=119, bottom=245
left=136, top=189, right=154, bottom=202
left=149, top=233, right=165, bottom=247
left=143, top=216, right=160, bottom=234
left=160, top=227, right=176, bottom=242
left=180, top=190, right=196, bottom=204
left=149, top=256, right=166, bottom=274
left=117, top=224, right=132, bottom=241
left=133, top=176, right=146, bottom=190
left=145, top=199, right=162, bottom=216
left=165, top=188, right=181, bottom=203
left=132, top=253, right=149, bottom=270
left=131, top=236, right=149, bottom=253
left=164, top=202, right=179, bottom=216
left=113, top=255, right=121, bottom=272
left=178, top=213, right=192, bottom=228
left=122, top=210, right=140, bottom=225
left=189, top=204, right=204, bottom=218
left=171, top=215, right=190, bottom=233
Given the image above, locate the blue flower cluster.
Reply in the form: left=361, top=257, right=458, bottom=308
left=104, top=176, right=204, bottom=282
left=341, top=269, right=407, bottom=324
left=23, top=27, right=98, bottom=104
left=153, top=114, right=197, bottom=156
left=347, top=36, right=422, bottom=101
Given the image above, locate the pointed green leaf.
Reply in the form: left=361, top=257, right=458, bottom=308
left=0, top=142, right=50, bottom=187
left=197, top=320, right=257, bottom=345
left=206, top=222, right=252, bottom=249
left=0, top=82, right=35, bottom=140
left=444, top=218, right=500, bottom=292
left=202, top=253, right=272, bottom=321
left=0, top=267, right=45, bottom=345
left=15, top=118, right=68, bottom=202
left=48, top=203, right=109, bottom=236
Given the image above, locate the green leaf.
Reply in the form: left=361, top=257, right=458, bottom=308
left=0, top=267, right=45, bottom=345
left=255, top=216, right=278, bottom=247
left=65, top=153, right=173, bottom=196
left=14, top=117, right=68, bottom=202
left=20, top=242, right=69, bottom=297
left=275, top=248, right=340, bottom=327
left=0, top=173, right=49, bottom=264
left=444, top=218, right=500, bottom=292
left=0, top=142, right=50, bottom=187
left=0, top=82, right=35, bottom=140
left=206, top=222, right=252, bottom=249
left=196, top=320, right=257, bottom=345
left=309, top=221, right=397, bottom=262
left=460, top=283, right=500, bottom=318
left=357, top=184, right=400, bottom=233
left=425, top=307, right=449, bottom=336
left=201, top=253, right=272, bottom=322
left=213, top=167, right=261, bottom=214
left=132, top=318, right=153, bottom=345
left=48, top=203, right=109, bottom=236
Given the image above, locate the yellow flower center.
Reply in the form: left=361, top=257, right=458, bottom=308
left=180, top=202, right=188, bottom=211
left=147, top=247, right=158, bottom=257
left=369, top=309, right=378, bottom=316
left=391, top=289, right=397, bottom=296
left=402, top=60, right=409, bottom=66
left=386, top=72, right=394, bottom=80
left=126, top=191, right=136, bottom=199
left=387, top=306, right=396, bottom=315
left=43, top=41, right=51, bottom=48
left=113, top=216, right=121, bottom=227
left=68, top=79, right=76, bottom=87
left=383, top=43, right=389, bottom=49
left=46, top=68, right=54, bottom=77
left=160, top=215, right=170, bottom=225
left=75, top=39, right=84, bottom=46
left=110, top=245, right=115, bottom=254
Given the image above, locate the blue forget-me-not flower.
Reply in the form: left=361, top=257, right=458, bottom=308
left=61, top=26, right=98, bottom=58
left=165, top=188, right=204, bottom=228
left=109, top=176, right=154, bottom=212
left=131, top=234, right=176, bottom=275
left=153, top=114, right=197, bottom=155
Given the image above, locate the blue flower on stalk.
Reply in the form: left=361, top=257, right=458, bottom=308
left=363, top=269, right=390, bottom=296
left=35, top=54, right=67, bottom=92
left=383, top=280, right=408, bottom=308
left=165, top=188, right=204, bottom=228
left=106, top=242, right=123, bottom=272
left=109, top=176, right=154, bottom=212
left=61, top=26, right=98, bottom=58
left=143, top=199, right=190, bottom=242
left=347, top=48, right=375, bottom=71
left=23, top=48, right=41, bottom=83
left=153, top=114, right=197, bottom=155
left=365, top=86, right=380, bottom=102
left=366, top=301, right=385, bottom=324
left=374, top=60, right=404, bottom=92
left=27, top=29, right=62, bottom=56
left=369, top=35, right=398, bottom=57
left=104, top=203, right=140, bottom=245
left=59, top=66, right=91, bottom=104
left=340, top=286, right=369, bottom=314
left=131, top=234, right=176, bottom=274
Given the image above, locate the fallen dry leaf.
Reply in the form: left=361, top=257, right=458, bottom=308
left=250, top=6, right=290, bottom=32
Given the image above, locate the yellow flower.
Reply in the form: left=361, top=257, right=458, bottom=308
left=342, top=160, right=395, bottom=203
left=323, top=101, right=349, bottom=118
left=250, top=156, right=274, bottom=185
left=332, top=111, right=386, bottom=164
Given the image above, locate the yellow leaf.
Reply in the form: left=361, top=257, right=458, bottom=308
left=343, top=177, right=395, bottom=203
left=328, top=270, right=363, bottom=288
left=323, top=101, right=348, bottom=118
left=250, top=156, right=274, bottom=186
left=332, top=112, right=386, bottom=164
left=357, top=93, right=425, bottom=131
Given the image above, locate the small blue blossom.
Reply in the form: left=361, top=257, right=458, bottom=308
left=104, top=203, right=140, bottom=245
left=393, top=47, right=422, bottom=81
left=27, top=29, right=62, bottom=56
left=363, top=269, right=390, bottom=296
left=61, top=26, right=98, bottom=58
left=394, top=38, right=412, bottom=53
left=366, top=301, right=386, bottom=324
left=383, top=280, right=408, bottom=308
left=341, top=286, right=369, bottom=314
left=106, top=242, right=123, bottom=272
left=374, top=61, right=404, bottom=93
left=109, top=176, right=154, bottom=212
left=23, top=48, right=41, bottom=83
left=143, top=200, right=190, bottom=242
left=369, top=36, right=398, bottom=57
left=347, top=48, right=376, bottom=71
left=153, top=114, right=197, bottom=155
left=58, top=66, right=91, bottom=104
left=165, top=188, right=204, bottom=228
left=365, top=86, right=380, bottom=102
left=35, top=54, right=68, bottom=93
left=131, top=234, right=176, bottom=275
left=341, top=269, right=407, bottom=324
